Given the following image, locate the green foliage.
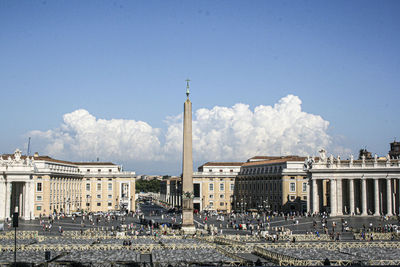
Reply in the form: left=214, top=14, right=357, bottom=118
left=136, top=179, right=160, bottom=193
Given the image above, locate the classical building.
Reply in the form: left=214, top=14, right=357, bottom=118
left=160, top=162, right=242, bottom=213
left=0, top=149, right=136, bottom=220
left=168, top=177, right=182, bottom=208
left=307, top=149, right=400, bottom=216
left=235, top=156, right=308, bottom=213
left=193, top=162, right=242, bottom=213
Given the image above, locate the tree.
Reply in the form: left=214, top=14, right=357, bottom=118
left=135, top=179, right=160, bottom=193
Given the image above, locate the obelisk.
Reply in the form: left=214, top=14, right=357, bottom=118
left=181, top=79, right=195, bottom=233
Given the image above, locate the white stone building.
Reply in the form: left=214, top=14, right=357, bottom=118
left=0, top=149, right=136, bottom=220
left=307, top=149, right=400, bottom=216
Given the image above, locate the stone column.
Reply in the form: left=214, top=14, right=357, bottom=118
left=17, top=183, right=22, bottom=214
left=23, top=182, right=31, bottom=220
left=361, top=178, right=368, bottom=216
left=0, top=181, right=6, bottom=220
left=386, top=179, right=393, bottom=216
left=330, top=179, right=337, bottom=216
left=397, top=178, right=400, bottom=215
left=336, top=179, right=343, bottom=215
left=306, top=180, right=311, bottom=213
left=312, top=179, right=319, bottom=214
left=374, top=179, right=380, bottom=216
left=349, top=179, right=355, bottom=215
left=5, top=182, right=12, bottom=219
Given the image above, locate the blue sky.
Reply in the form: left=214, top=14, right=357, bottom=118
left=1, top=1, right=399, bottom=174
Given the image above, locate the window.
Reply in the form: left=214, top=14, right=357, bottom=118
left=303, top=196, right=307, bottom=200
left=36, top=183, right=42, bottom=192
left=108, top=183, right=112, bottom=191
left=108, top=194, right=112, bottom=199
left=290, top=182, right=296, bottom=192
left=36, top=195, right=42, bottom=201
left=219, top=194, right=224, bottom=199
left=220, top=183, right=224, bottom=191
left=97, top=203, right=101, bottom=206
left=209, top=169, right=212, bottom=172
left=98, top=169, right=101, bottom=173
left=97, top=194, right=101, bottom=199
left=290, top=176, right=295, bottom=179
left=290, top=195, right=296, bottom=200
left=209, top=201, right=213, bottom=206
left=209, top=194, right=214, bottom=199
left=87, top=169, right=90, bottom=173
left=86, top=183, right=90, bottom=191
left=302, top=183, right=307, bottom=192
left=193, top=183, right=200, bottom=198
left=230, top=183, right=234, bottom=191
left=230, top=169, right=233, bottom=173
left=219, top=169, right=223, bottom=173
left=209, top=183, right=214, bottom=191
left=108, top=202, right=112, bottom=206
left=36, top=206, right=42, bottom=211
left=220, top=202, right=224, bottom=206
left=86, top=203, right=90, bottom=207
left=97, top=183, right=101, bottom=191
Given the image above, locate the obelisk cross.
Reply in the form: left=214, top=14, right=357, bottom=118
left=186, top=79, right=190, bottom=98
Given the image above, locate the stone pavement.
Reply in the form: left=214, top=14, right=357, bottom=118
left=0, top=202, right=399, bottom=266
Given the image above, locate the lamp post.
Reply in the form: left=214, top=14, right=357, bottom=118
left=13, top=212, right=18, bottom=265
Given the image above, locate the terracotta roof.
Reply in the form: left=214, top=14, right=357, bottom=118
left=242, top=156, right=307, bottom=166
left=74, top=162, right=116, bottom=166
left=200, top=162, right=244, bottom=167
left=247, top=155, right=299, bottom=162
left=1, top=153, right=115, bottom=166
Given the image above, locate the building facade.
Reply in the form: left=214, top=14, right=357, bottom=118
left=235, top=156, right=307, bottom=213
left=160, top=163, right=242, bottom=213
left=0, top=149, right=136, bottom=220
left=307, top=149, right=400, bottom=216
left=193, top=162, right=242, bottom=213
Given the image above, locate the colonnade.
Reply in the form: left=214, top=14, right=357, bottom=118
left=0, top=181, right=34, bottom=220
left=311, top=178, right=400, bottom=216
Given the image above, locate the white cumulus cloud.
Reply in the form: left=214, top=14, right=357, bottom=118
left=30, top=109, right=162, bottom=161
left=164, top=94, right=331, bottom=162
left=30, top=95, right=336, bottom=172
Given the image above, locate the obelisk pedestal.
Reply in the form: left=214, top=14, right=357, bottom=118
left=181, top=80, right=196, bottom=234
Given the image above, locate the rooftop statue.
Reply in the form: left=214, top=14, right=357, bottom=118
left=319, top=149, right=327, bottom=163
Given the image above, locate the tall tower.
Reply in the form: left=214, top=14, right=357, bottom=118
left=181, top=79, right=195, bottom=233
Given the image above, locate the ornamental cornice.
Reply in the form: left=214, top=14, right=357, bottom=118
left=0, top=149, right=34, bottom=168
